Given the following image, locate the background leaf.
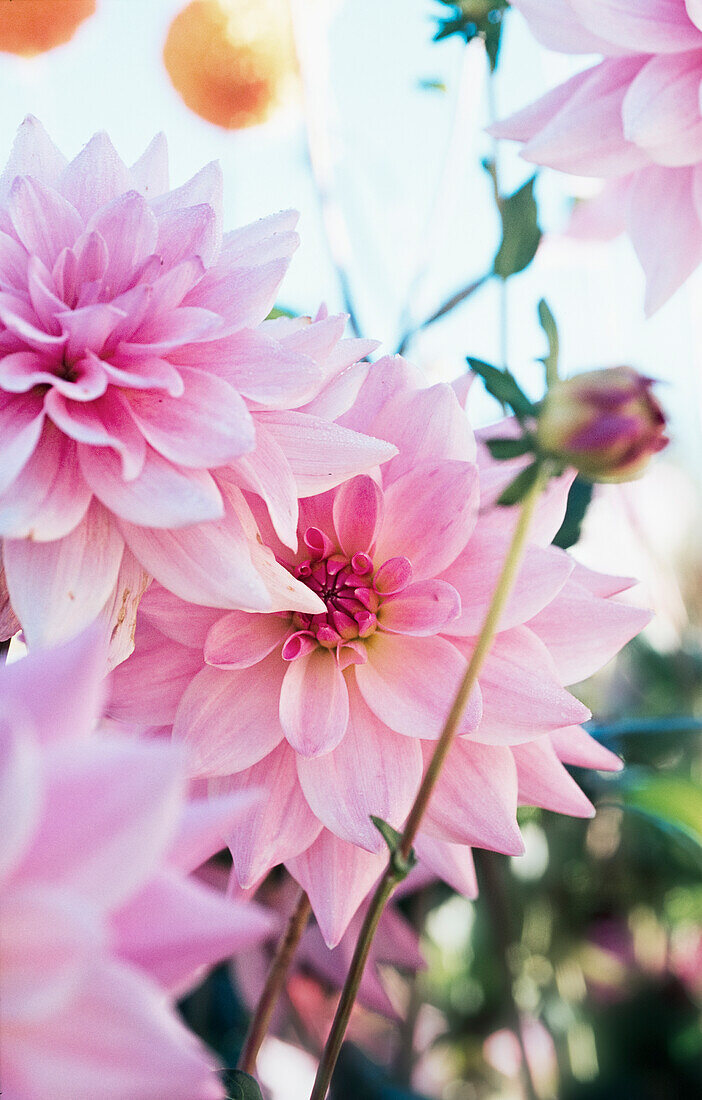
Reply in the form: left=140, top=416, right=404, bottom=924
left=493, top=176, right=542, bottom=279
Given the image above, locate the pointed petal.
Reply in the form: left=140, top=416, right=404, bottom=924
left=510, top=0, right=629, bottom=53
left=379, top=579, right=461, bottom=636
left=550, top=725, right=623, bottom=772
left=108, top=619, right=204, bottom=726
left=0, top=116, right=67, bottom=200
left=60, top=131, right=132, bottom=220
left=0, top=390, right=45, bottom=493
left=569, top=0, right=702, bottom=52
left=0, top=426, right=91, bottom=540
left=86, top=189, right=158, bottom=297
left=369, top=379, right=477, bottom=478
left=630, top=164, right=702, bottom=314
left=130, top=132, right=169, bottom=197
left=204, top=610, right=288, bottom=668
left=622, top=52, right=702, bottom=167
left=46, top=389, right=147, bottom=481
left=138, top=583, right=222, bottom=649
left=229, top=419, right=299, bottom=548
left=413, top=835, right=478, bottom=898
left=8, top=175, right=82, bottom=268
left=513, top=736, right=595, bottom=817
left=167, top=790, right=263, bottom=872
left=280, top=647, right=349, bottom=757
left=332, top=474, right=384, bottom=557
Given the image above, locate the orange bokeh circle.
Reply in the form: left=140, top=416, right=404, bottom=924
left=0, top=0, right=96, bottom=57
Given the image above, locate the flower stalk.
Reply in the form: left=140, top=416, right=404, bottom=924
left=239, top=888, right=312, bottom=1075
left=309, top=467, right=549, bottom=1100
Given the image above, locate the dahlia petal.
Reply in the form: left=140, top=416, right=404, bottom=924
left=100, top=546, right=150, bottom=671
left=0, top=389, right=45, bottom=492
left=0, top=289, right=67, bottom=352
left=332, top=474, right=384, bottom=557
left=130, top=132, right=169, bottom=198
left=26, top=254, right=64, bottom=332
left=549, top=725, right=623, bottom=772
left=521, top=58, right=650, bottom=178
left=571, top=561, right=637, bottom=598
left=0, top=623, right=106, bottom=746
left=59, top=304, right=126, bottom=360
left=489, top=69, right=593, bottom=144
left=0, top=116, right=67, bottom=200
left=374, top=461, right=479, bottom=581
left=413, top=835, right=478, bottom=898
left=0, top=228, right=29, bottom=290
left=139, top=584, right=222, bottom=649
left=442, top=540, right=573, bottom=636
left=622, top=52, right=702, bottom=167
left=299, top=361, right=370, bottom=420
left=8, top=960, right=225, bottom=1100
left=8, top=175, right=82, bottom=268
left=60, top=131, right=132, bottom=221
left=1, top=885, right=104, bottom=1024
left=125, top=366, right=254, bottom=468
left=279, top=647, right=349, bottom=757
left=186, top=258, right=289, bottom=330
left=379, top=579, right=461, bottom=636
left=48, top=389, right=146, bottom=480
left=513, top=737, right=595, bottom=818
left=204, top=610, right=288, bottom=669
left=0, top=561, right=19, bottom=642
left=510, top=0, right=630, bottom=54
left=211, top=743, right=323, bottom=889
left=173, top=657, right=286, bottom=776
left=12, top=737, right=185, bottom=909
left=629, top=164, right=702, bottom=314
left=422, top=739, right=523, bottom=853
left=151, top=160, right=222, bottom=225
left=101, top=355, right=185, bottom=396
left=167, top=790, right=262, bottom=872
left=0, top=426, right=91, bottom=540
left=296, top=680, right=422, bottom=852
left=569, top=0, right=702, bottom=52
left=370, top=380, right=477, bottom=478
left=465, top=628, right=591, bottom=745
left=112, top=869, right=273, bottom=996
left=3, top=501, right=124, bottom=647
left=0, top=724, right=40, bottom=883
left=229, top=421, right=299, bottom=548
left=528, top=579, right=651, bottom=684
left=80, top=443, right=224, bottom=527
left=566, top=177, right=632, bottom=242
left=222, top=209, right=299, bottom=261
left=256, top=410, right=397, bottom=496
left=356, top=632, right=481, bottom=739
left=287, top=830, right=386, bottom=948
left=339, top=354, right=426, bottom=434
left=156, top=203, right=218, bottom=268
left=108, top=619, right=204, bottom=726
left=147, top=257, right=205, bottom=314
left=86, top=190, right=159, bottom=297
left=0, top=350, right=105, bottom=402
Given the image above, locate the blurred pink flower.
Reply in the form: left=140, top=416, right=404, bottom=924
left=0, top=628, right=274, bottom=1099
left=111, top=356, right=646, bottom=946
left=0, top=117, right=392, bottom=657
left=492, top=0, right=702, bottom=313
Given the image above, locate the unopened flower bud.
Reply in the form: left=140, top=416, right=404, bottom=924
left=537, top=366, right=668, bottom=482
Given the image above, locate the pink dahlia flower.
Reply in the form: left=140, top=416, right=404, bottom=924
left=0, top=117, right=392, bottom=658
left=492, top=0, right=702, bottom=314
left=110, top=356, right=647, bottom=946
left=0, top=628, right=274, bottom=1099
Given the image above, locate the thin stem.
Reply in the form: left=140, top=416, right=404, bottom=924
left=238, top=888, right=311, bottom=1075
left=310, top=469, right=548, bottom=1100
left=396, top=272, right=491, bottom=356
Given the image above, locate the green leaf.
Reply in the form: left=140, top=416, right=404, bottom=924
left=497, top=461, right=540, bottom=506
left=537, top=298, right=559, bottom=387
left=486, top=435, right=535, bottom=460
left=370, top=816, right=417, bottom=879
left=618, top=774, right=702, bottom=850
left=551, top=476, right=594, bottom=549
left=227, top=1071, right=264, bottom=1100
left=493, top=176, right=542, bottom=280
left=467, top=357, right=536, bottom=419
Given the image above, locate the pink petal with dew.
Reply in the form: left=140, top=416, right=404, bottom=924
left=125, top=365, right=254, bottom=469
left=1, top=885, right=104, bottom=1024
left=46, top=389, right=147, bottom=481
left=299, top=359, right=371, bottom=421
left=549, top=725, right=623, bottom=772
left=356, top=631, right=480, bottom=739
left=332, top=473, right=384, bottom=557
left=12, top=737, right=185, bottom=910
left=512, top=736, right=595, bottom=817
left=280, top=646, right=349, bottom=757
left=211, top=742, right=323, bottom=889
left=374, top=460, right=479, bottom=581
left=130, top=132, right=169, bottom=198
left=59, top=131, right=132, bottom=221
left=413, top=835, right=478, bottom=898
left=0, top=624, right=106, bottom=746
left=338, top=354, right=426, bottom=435
left=528, top=579, right=651, bottom=684
left=422, top=739, right=523, bottom=854
left=228, top=420, right=299, bottom=549
left=466, top=627, right=591, bottom=745
left=296, top=679, right=422, bottom=852
left=151, top=161, right=222, bottom=241
left=112, top=869, right=274, bottom=997
left=510, top=0, right=632, bottom=54
left=0, top=289, right=67, bottom=351
left=108, top=619, right=204, bottom=726
left=173, top=656, right=286, bottom=776
left=155, top=202, right=218, bottom=269
left=0, top=724, right=40, bottom=883
left=86, top=189, right=159, bottom=297
left=0, top=425, right=91, bottom=540
left=442, top=539, right=572, bottom=637
left=59, top=307, right=128, bottom=363
left=630, top=163, right=702, bottom=314
left=0, top=389, right=45, bottom=493
left=256, top=410, right=397, bottom=497
left=379, top=579, right=461, bottom=636
left=3, top=501, right=123, bottom=647
left=80, top=443, right=224, bottom=528
left=569, top=0, right=702, bottom=52
left=221, top=208, right=299, bottom=261
left=138, top=583, right=222, bottom=650
left=368, top=377, right=477, bottom=479
left=287, top=829, right=387, bottom=948
left=0, top=116, right=67, bottom=200
left=7, top=960, right=225, bottom=1100
left=167, top=789, right=263, bottom=873
left=187, top=257, right=289, bottom=331
left=204, top=610, right=289, bottom=669
left=521, top=58, right=651, bottom=178
left=8, top=175, right=82, bottom=269
left=622, top=51, right=702, bottom=167
left=0, top=227, right=30, bottom=289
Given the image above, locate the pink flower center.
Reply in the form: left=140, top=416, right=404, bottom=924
left=281, top=525, right=413, bottom=659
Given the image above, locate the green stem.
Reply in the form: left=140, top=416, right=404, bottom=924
left=238, top=888, right=311, bottom=1075
left=309, top=469, right=548, bottom=1099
